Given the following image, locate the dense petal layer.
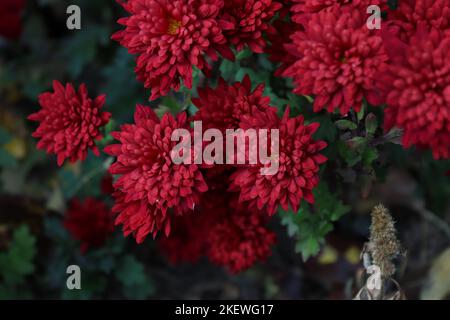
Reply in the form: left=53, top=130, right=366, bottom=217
left=29, top=81, right=110, bottom=166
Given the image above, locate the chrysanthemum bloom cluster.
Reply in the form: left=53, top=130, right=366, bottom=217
left=192, top=77, right=326, bottom=216
left=372, top=0, right=450, bottom=159
left=27, top=0, right=450, bottom=275
left=112, top=0, right=235, bottom=100
left=64, top=198, right=115, bottom=253
left=283, top=6, right=388, bottom=114
left=266, top=19, right=302, bottom=76
left=230, top=108, right=327, bottom=215
left=113, top=0, right=283, bottom=100
left=386, top=0, right=450, bottom=41
left=29, top=81, right=111, bottom=166
left=221, top=0, right=282, bottom=53
left=192, top=75, right=277, bottom=131
left=0, top=0, right=25, bottom=40
left=158, top=211, right=207, bottom=264
left=105, top=106, right=208, bottom=242
left=206, top=199, right=276, bottom=273
left=273, top=0, right=294, bottom=18
left=290, top=0, right=387, bottom=25
left=266, top=1, right=449, bottom=158
left=106, top=77, right=326, bottom=272
left=379, top=27, right=450, bottom=159
left=158, top=172, right=228, bottom=265
left=159, top=184, right=276, bottom=273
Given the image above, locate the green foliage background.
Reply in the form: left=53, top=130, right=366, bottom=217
left=0, top=0, right=448, bottom=299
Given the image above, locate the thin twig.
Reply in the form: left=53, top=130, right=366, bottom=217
left=69, top=157, right=114, bottom=198
left=411, top=201, right=450, bottom=240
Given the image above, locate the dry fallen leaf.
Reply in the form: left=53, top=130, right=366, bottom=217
left=421, top=248, right=450, bottom=300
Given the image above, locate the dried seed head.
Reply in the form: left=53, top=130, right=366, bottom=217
left=369, top=204, right=401, bottom=277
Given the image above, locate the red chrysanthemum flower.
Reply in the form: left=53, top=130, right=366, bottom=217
left=158, top=171, right=276, bottom=273
left=206, top=204, right=276, bottom=273
left=28, top=81, right=111, bottom=166
left=157, top=178, right=227, bottom=265
left=192, top=75, right=278, bottom=132
left=0, top=0, right=25, bottom=40
left=291, top=0, right=387, bottom=25
left=380, top=27, right=450, bottom=159
left=158, top=212, right=207, bottom=264
left=387, top=0, right=450, bottom=41
left=266, top=19, right=302, bottom=76
left=277, top=0, right=295, bottom=18
left=230, top=108, right=327, bottom=215
left=64, top=198, right=115, bottom=253
left=105, top=105, right=208, bottom=242
left=100, top=173, right=114, bottom=195
left=283, top=7, right=388, bottom=114
left=111, top=190, right=162, bottom=243
left=112, top=0, right=235, bottom=100
left=221, top=0, right=282, bottom=53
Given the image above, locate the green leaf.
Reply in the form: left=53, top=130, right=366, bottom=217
left=279, top=183, right=350, bottom=261
left=304, top=95, right=314, bottom=104
left=116, top=255, right=154, bottom=299
left=365, top=113, right=378, bottom=136
left=384, top=127, right=403, bottom=145
left=362, top=148, right=379, bottom=167
left=295, top=236, right=321, bottom=261
left=258, top=54, right=274, bottom=71
left=346, top=136, right=367, bottom=150
left=313, top=115, right=337, bottom=142
left=313, top=183, right=351, bottom=222
left=337, top=141, right=362, bottom=167
left=280, top=213, right=300, bottom=237
left=357, top=102, right=366, bottom=122
left=219, top=59, right=239, bottom=81
left=236, top=48, right=253, bottom=60
left=104, top=119, right=116, bottom=136
left=0, top=225, right=36, bottom=286
left=335, top=120, right=357, bottom=131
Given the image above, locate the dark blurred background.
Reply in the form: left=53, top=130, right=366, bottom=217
left=0, top=0, right=449, bottom=299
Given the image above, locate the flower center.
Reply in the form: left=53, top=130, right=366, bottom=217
left=167, top=17, right=182, bottom=35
